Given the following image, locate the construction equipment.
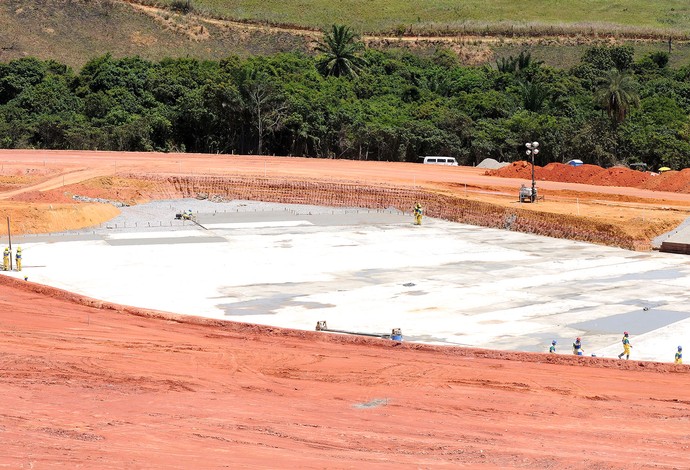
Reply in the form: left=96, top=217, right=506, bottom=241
left=519, top=185, right=536, bottom=203
left=175, top=209, right=195, bottom=221
left=316, top=321, right=402, bottom=341
left=174, top=209, right=209, bottom=231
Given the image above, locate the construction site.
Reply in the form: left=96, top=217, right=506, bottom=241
left=1, top=149, right=690, bottom=468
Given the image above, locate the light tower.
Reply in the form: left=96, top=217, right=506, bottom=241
left=525, top=141, right=539, bottom=202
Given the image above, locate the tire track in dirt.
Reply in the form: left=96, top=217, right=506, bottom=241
left=0, top=168, right=111, bottom=200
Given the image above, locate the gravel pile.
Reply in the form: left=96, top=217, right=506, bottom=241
left=477, top=158, right=509, bottom=169
left=72, top=195, right=129, bottom=207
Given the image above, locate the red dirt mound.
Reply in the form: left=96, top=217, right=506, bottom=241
left=566, top=164, right=608, bottom=184
left=586, top=166, right=652, bottom=187
left=539, top=162, right=607, bottom=184
left=487, top=161, right=669, bottom=190
left=641, top=169, right=690, bottom=193
left=486, top=160, right=534, bottom=179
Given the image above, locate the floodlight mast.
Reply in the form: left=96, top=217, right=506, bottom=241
left=525, top=142, right=539, bottom=202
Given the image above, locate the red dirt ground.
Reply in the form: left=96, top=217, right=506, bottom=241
left=1, top=150, right=690, bottom=468
left=2, top=277, right=689, bottom=469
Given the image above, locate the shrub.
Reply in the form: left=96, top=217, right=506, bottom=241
left=170, top=0, right=193, bottom=14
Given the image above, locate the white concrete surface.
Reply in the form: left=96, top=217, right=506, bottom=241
left=5, top=199, right=690, bottom=363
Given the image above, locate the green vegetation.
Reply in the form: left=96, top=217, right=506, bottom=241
left=2, top=42, right=690, bottom=170
left=154, top=0, right=690, bottom=37
left=315, top=25, right=367, bottom=78
left=595, top=69, right=640, bottom=125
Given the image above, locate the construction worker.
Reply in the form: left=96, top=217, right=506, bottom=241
left=572, top=337, right=584, bottom=356
left=14, top=246, right=21, bottom=271
left=413, top=202, right=423, bottom=225
left=675, top=346, right=683, bottom=364
left=549, top=340, right=557, bottom=353
left=2, top=247, right=9, bottom=271
left=618, top=331, right=632, bottom=360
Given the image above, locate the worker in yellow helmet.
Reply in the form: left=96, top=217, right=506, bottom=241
left=15, top=246, right=22, bottom=271
left=2, top=247, right=9, bottom=271
left=413, top=202, right=423, bottom=225
left=618, top=331, right=632, bottom=360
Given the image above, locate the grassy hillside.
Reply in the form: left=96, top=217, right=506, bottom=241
left=161, top=0, right=690, bottom=37
left=2, top=0, right=690, bottom=70
left=0, top=0, right=311, bottom=69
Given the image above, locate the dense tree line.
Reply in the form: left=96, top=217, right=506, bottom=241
left=1, top=38, right=690, bottom=169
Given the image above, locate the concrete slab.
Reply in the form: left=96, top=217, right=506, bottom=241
left=660, top=224, right=690, bottom=254
left=5, top=199, right=690, bottom=363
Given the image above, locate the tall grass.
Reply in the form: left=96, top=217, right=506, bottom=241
left=146, top=0, right=690, bottom=39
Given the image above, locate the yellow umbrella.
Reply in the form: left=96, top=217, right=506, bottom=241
left=658, top=167, right=672, bottom=172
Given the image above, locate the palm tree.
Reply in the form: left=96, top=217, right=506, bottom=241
left=519, top=80, right=549, bottom=112
left=595, top=69, right=640, bottom=125
left=315, top=25, right=366, bottom=78
left=496, top=56, right=517, bottom=74
left=496, top=51, right=539, bottom=74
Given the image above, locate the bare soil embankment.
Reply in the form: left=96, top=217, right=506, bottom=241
left=1, top=274, right=688, bottom=468
left=9, top=170, right=685, bottom=250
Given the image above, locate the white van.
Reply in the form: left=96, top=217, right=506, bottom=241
left=421, top=156, right=458, bottom=166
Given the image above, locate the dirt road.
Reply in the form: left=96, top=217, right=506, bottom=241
left=3, top=149, right=690, bottom=202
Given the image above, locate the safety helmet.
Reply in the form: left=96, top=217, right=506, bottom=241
left=624, top=331, right=629, bottom=336
left=16, top=246, right=21, bottom=251
left=576, top=337, right=581, bottom=342
left=552, top=340, right=557, bottom=345
left=679, top=346, right=683, bottom=351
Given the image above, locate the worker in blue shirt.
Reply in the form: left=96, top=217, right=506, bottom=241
left=572, top=337, right=584, bottom=356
